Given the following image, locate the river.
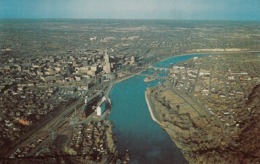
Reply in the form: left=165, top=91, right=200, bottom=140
left=109, top=54, right=205, bottom=164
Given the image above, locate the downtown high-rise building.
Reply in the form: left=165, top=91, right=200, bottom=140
left=104, top=50, right=111, bottom=73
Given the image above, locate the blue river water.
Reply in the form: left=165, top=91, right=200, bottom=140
left=109, top=54, right=205, bottom=164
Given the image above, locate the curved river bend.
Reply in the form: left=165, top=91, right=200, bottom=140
left=109, top=54, right=204, bottom=164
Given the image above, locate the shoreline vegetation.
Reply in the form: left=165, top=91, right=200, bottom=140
left=145, top=53, right=260, bottom=163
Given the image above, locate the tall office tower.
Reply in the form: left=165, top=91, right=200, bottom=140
left=130, top=55, right=135, bottom=65
left=104, top=50, right=111, bottom=73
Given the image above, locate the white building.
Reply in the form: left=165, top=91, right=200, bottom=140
left=102, top=96, right=106, bottom=103
left=97, top=106, right=102, bottom=116
left=90, top=36, right=97, bottom=41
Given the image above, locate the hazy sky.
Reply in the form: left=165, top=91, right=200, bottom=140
left=0, top=0, right=260, bottom=20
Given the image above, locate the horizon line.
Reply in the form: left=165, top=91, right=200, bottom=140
left=0, top=17, right=260, bottom=22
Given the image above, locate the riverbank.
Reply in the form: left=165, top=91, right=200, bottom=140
left=153, top=51, right=256, bottom=67
left=153, top=53, right=205, bottom=66
left=145, top=90, right=162, bottom=125
left=108, top=71, right=187, bottom=163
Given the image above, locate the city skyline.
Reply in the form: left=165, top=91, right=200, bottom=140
left=1, top=0, right=260, bottom=20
